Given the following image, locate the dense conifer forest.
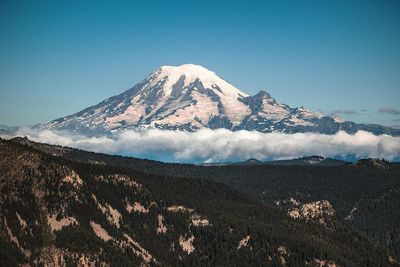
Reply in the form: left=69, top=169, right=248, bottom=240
left=1, top=137, right=399, bottom=266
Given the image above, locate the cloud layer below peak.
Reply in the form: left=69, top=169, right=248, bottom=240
left=2, top=128, right=400, bottom=163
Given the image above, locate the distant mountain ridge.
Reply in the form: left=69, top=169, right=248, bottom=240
left=201, top=156, right=348, bottom=167
left=38, top=64, right=400, bottom=136
left=239, top=156, right=348, bottom=166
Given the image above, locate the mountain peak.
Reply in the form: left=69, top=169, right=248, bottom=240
left=152, top=64, right=217, bottom=90
left=146, top=64, right=248, bottom=99
left=155, top=64, right=217, bottom=82
left=39, top=65, right=400, bottom=136
left=159, top=64, right=215, bottom=74
left=255, top=90, right=273, bottom=99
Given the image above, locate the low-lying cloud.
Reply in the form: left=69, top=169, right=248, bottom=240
left=379, top=107, right=400, bottom=115
left=2, top=128, right=400, bottom=163
left=330, top=110, right=359, bottom=116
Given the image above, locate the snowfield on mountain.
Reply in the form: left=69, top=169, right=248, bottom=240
left=39, top=64, right=400, bottom=136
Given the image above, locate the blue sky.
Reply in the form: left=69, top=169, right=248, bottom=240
left=1, top=0, right=399, bottom=127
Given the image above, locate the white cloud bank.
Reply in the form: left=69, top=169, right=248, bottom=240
left=2, top=128, right=400, bottom=163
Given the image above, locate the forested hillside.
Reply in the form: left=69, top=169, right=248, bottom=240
left=1, top=138, right=399, bottom=266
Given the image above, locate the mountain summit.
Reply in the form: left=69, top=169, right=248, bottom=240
left=40, top=64, right=400, bottom=135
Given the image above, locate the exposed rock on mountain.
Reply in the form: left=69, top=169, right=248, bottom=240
left=39, top=64, right=400, bottom=136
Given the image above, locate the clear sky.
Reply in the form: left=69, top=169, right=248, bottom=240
left=1, top=0, right=399, bottom=127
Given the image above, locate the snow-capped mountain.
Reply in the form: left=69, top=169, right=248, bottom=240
left=39, top=64, right=400, bottom=135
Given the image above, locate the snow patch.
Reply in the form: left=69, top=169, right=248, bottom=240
left=154, top=64, right=249, bottom=99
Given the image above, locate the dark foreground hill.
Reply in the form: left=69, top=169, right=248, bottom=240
left=1, top=138, right=399, bottom=266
